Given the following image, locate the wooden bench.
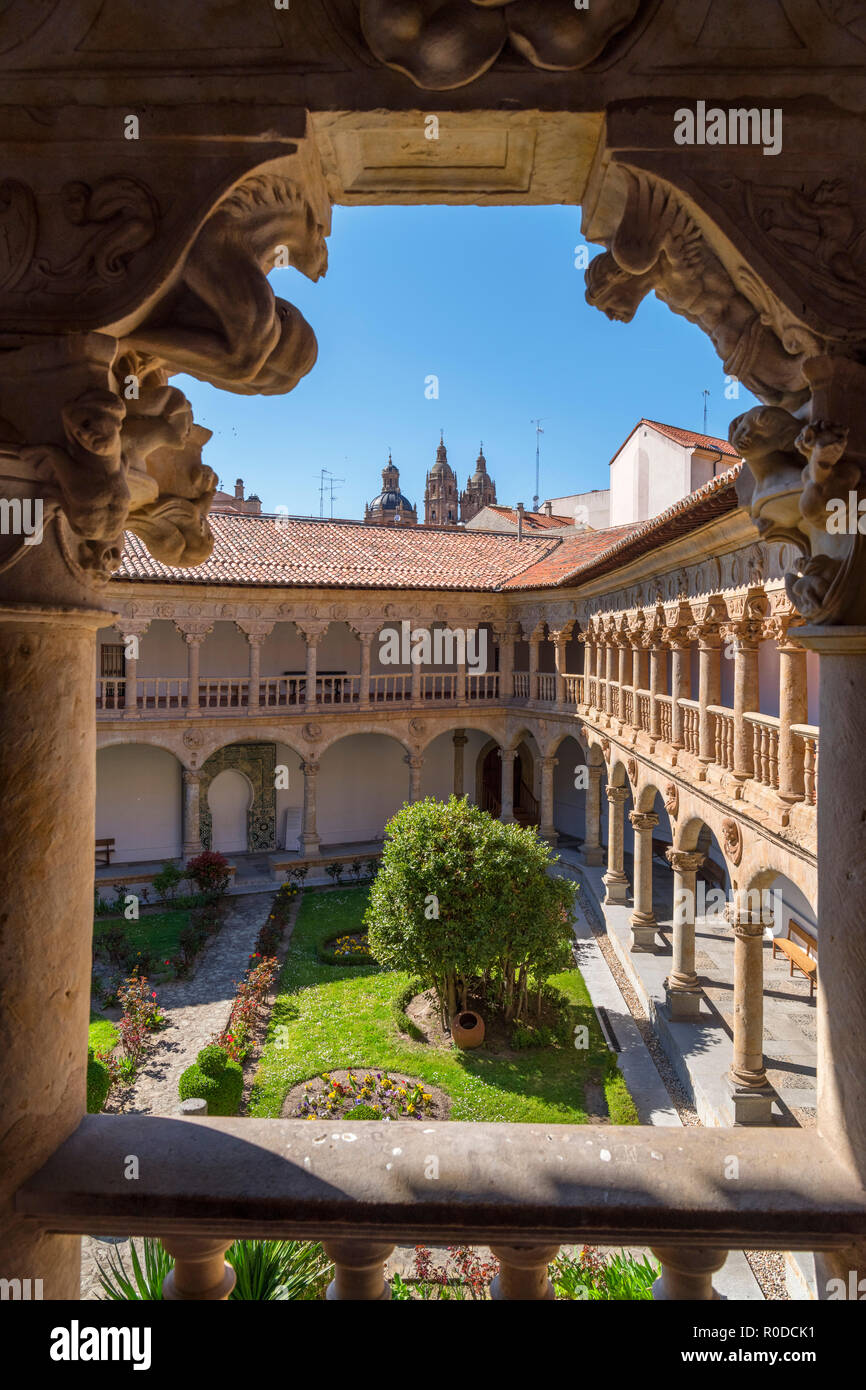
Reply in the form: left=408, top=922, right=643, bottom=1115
left=772, top=918, right=818, bottom=997
left=95, top=838, right=115, bottom=866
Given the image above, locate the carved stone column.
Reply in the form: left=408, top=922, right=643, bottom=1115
left=628, top=810, right=659, bottom=950
left=500, top=747, right=516, bottom=823
left=631, top=635, right=648, bottom=705
left=236, top=620, right=274, bottom=712
left=551, top=629, right=569, bottom=709
left=301, top=758, right=321, bottom=857
left=665, top=849, right=706, bottom=1020
left=730, top=630, right=761, bottom=781
left=298, top=621, right=328, bottom=713
left=118, top=618, right=150, bottom=719
left=696, top=631, right=722, bottom=767
left=602, top=785, right=630, bottom=905
left=406, top=752, right=424, bottom=803
left=581, top=763, right=605, bottom=866
left=182, top=769, right=202, bottom=859
left=540, top=755, right=558, bottom=844
left=528, top=627, right=541, bottom=703
left=775, top=625, right=809, bottom=804
left=494, top=619, right=517, bottom=702
left=605, top=639, right=616, bottom=715
left=617, top=636, right=629, bottom=716
left=176, top=621, right=213, bottom=716
left=411, top=627, right=425, bottom=704
left=452, top=729, right=468, bottom=797
left=668, top=633, right=690, bottom=749
left=726, top=897, right=773, bottom=1125
left=649, top=637, right=665, bottom=740
left=358, top=631, right=374, bottom=708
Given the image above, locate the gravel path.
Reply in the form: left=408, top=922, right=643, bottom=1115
left=80, top=891, right=275, bottom=1298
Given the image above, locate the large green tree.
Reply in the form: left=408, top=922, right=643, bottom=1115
left=365, top=795, right=575, bottom=1026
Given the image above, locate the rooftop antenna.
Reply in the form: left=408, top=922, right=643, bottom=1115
left=318, top=467, right=343, bottom=519
left=531, top=418, right=544, bottom=512
left=702, top=389, right=710, bottom=434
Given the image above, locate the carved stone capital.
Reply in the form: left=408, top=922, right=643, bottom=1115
left=606, top=785, right=630, bottom=805
left=629, top=810, right=659, bottom=832
left=296, top=621, right=330, bottom=645
left=235, top=620, right=275, bottom=645
left=665, top=849, right=705, bottom=875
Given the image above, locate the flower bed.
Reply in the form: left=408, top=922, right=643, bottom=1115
left=317, top=931, right=375, bottom=966
left=286, top=1068, right=447, bottom=1121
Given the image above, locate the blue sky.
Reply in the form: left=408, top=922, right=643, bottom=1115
left=175, top=204, right=756, bottom=519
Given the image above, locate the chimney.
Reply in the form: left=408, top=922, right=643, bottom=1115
left=543, top=500, right=553, bottom=517
left=234, top=478, right=244, bottom=501
left=516, top=501, right=525, bottom=541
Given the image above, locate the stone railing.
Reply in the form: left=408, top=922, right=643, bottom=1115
left=513, top=671, right=530, bottom=699
left=708, top=705, right=735, bottom=772
left=791, top=723, right=820, bottom=805
left=657, top=693, right=673, bottom=744
left=16, top=1116, right=866, bottom=1301
left=636, top=689, right=651, bottom=733
left=679, top=698, right=700, bottom=756
left=467, top=672, right=499, bottom=700
left=421, top=672, right=458, bottom=701
left=563, top=674, right=582, bottom=706
left=621, top=684, right=634, bottom=727
left=609, top=681, right=620, bottom=718
left=369, top=673, right=412, bottom=703
left=745, top=711, right=781, bottom=791
left=537, top=672, right=556, bottom=703
left=200, top=676, right=249, bottom=709
left=95, top=677, right=126, bottom=711
left=260, top=676, right=303, bottom=707
left=318, top=676, right=360, bottom=705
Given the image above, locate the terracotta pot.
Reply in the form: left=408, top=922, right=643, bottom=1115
left=451, top=1009, right=485, bottom=1049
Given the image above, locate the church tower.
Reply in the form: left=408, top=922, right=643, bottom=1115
left=460, top=444, right=497, bottom=523
left=364, top=453, right=418, bottom=527
left=424, top=434, right=460, bottom=526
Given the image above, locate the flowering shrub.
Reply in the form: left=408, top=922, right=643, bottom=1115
left=99, top=971, right=165, bottom=1085
left=391, top=1246, right=500, bottom=1300
left=333, top=932, right=369, bottom=957
left=186, top=850, right=231, bottom=899
left=213, top=955, right=279, bottom=1062
left=295, top=1070, right=434, bottom=1121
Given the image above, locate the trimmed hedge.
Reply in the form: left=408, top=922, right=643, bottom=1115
left=86, top=1048, right=111, bottom=1114
left=179, top=1044, right=243, bottom=1116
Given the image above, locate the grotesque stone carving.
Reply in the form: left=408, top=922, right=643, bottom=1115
left=664, top=782, right=679, bottom=818
left=360, top=0, right=642, bottom=89
left=585, top=170, right=809, bottom=411
left=125, top=172, right=327, bottom=397
left=722, top=816, right=744, bottom=867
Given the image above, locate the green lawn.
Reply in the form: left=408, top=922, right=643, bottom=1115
left=249, top=886, right=638, bottom=1125
left=93, top=910, right=190, bottom=966
left=88, top=1016, right=118, bottom=1055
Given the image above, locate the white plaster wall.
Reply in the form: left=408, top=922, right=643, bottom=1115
left=770, top=875, right=818, bottom=935
left=553, top=736, right=586, bottom=839
left=199, top=621, right=249, bottom=677
left=545, top=489, right=611, bottom=530
left=208, top=768, right=251, bottom=852
left=317, top=733, right=408, bottom=845
left=96, top=744, right=182, bottom=862
left=610, top=429, right=689, bottom=526
left=136, top=619, right=187, bottom=678
left=274, top=741, right=304, bottom=849
left=260, top=623, right=307, bottom=677
left=758, top=640, right=781, bottom=717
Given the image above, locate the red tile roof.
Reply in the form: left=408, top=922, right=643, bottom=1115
left=117, top=515, right=561, bottom=591
left=611, top=418, right=740, bottom=467
left=484, top=506, right=576, bottom=531
left=505, top=465, right=742, bottom=590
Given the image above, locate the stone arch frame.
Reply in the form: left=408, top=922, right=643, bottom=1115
left=198, top=741, right=277, bottom=852
left=314, top=721, right=414, bottom=759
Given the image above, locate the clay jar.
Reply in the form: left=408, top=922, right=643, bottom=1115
left=451, top=1010, right=485, bottom=1049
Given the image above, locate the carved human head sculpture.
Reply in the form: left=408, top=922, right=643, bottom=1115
left=585, top=251, right=654, bottom=323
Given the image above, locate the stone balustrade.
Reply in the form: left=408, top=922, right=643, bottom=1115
left=708, top=705, right=736, bottom=771
left=679, top=698, right=700, bottom=755
left=657, top=693, right=673, bottom=744
left=745, top=711, right=781, bottom=791
left=791, top=724, right=820, bottom=806
left=17, top=1115, right=866, bottom=1302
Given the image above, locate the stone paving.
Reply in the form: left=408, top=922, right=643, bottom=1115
left=80, top=891, right=274, bottom=1298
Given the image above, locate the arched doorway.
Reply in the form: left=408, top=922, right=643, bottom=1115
left=478, top=740, right=538, bottom=825
left=208, top=768, right=252, bottom=853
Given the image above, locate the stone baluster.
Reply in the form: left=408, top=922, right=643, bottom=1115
left=726, top=895, right=773, bottom=1125
left=774, top=621, right=809, bottom=805
left=581, top=764, right=605, bottom=865
left=182, top=769, right=202, bottom=859
left=176, top=620, right=213, bottom=715
left=322, top=1241, right=395, bottom=1300
left=406, top=752, right=424, bottom=802
left=490, top=1244, right=561, bottom=1300
left=665, top=849, right=706, bottom=1019
left=453, top=728, right=467, bottom=797
left=300, top=758, right=321, bottom=857
left=628, top=810, right=659, bottom=950
left=236, top=620, right=274, bottom=711
left=602, top=785, right=631, bottom=905
left=118, top=618, right=150, bottom=718
left=500, top=747, right=516, bottom=823
left=540, top=755, right=558, bottom=843
left=651, top=1247, right=728, bottom=1301
left=161, top=1236, right=236, bottom=1300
